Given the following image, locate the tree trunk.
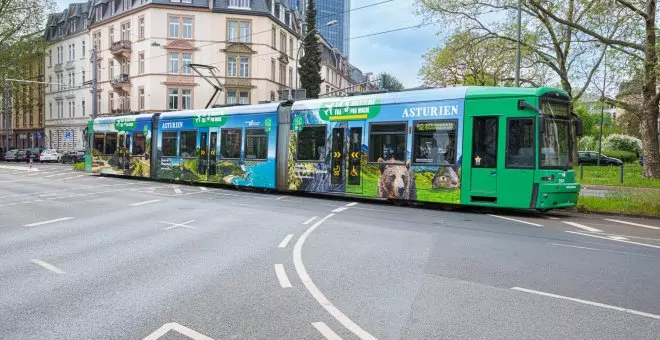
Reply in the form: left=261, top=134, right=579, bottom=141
left=641, top=0, right=660, bottom=178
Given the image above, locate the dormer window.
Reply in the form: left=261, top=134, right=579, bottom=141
left=95, top=6, right=102, bottom=21
left=274, top=3, right=279, bottom=18
left=71, top=19, right=77, bottom=32
left=123, top=0, right=131, bottom=10
left=285, top=12, right=290, bottom=26
left=229, top=0, right=250, bottom=9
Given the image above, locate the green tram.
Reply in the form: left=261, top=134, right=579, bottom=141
left=86, top=86, right=582, bottom=211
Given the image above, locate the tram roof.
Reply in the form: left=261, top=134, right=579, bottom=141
left=291, top=86, right=568, bottom=111
left=159, top=102, right=286, bottom=120
left=93, top=113, right=154, bottom=124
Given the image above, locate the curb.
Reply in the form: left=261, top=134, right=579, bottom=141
left=567, top=208, right=660, bottom=221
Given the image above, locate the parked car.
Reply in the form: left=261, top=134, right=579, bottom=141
left=39, top=149, right=60, bottom=163
left=60, top=150, right=86, bottom=164
left=4, top=149, right=18, bottom=161
left=15, top=149, right=28, bottom=162
left=577, top=151, right=623, bottom=166
left=26, top=148, right=43, bottom=162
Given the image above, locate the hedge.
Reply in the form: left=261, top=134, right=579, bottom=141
left=602, top=134, right=643, bottom=155
left=603, top=150, right=638, bottom=163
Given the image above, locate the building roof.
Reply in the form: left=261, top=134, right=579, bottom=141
left=45, top=1, right=92, bottom=41
left=212, top=0, right=302, bottom=37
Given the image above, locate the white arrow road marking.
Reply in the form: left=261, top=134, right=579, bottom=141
left=562, top=221, right=602, bottom=233
left=30, top=259, right=65, bottom=274
left=511, top=287, right=660, bottom=320
left=142, top=322, right=214, bottom=340
left=312, top=322, right=343, bottom=340
left=274, top=264, right=292, bottom=288
left=566, top=231, right=660, bottom=249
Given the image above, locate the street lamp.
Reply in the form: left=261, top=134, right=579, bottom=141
left=294, top=20, right=338, bottom=99
left=597, top=46, right=607, bottom=166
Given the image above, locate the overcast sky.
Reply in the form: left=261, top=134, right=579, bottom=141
left=56, top=0, right=439, bottom=88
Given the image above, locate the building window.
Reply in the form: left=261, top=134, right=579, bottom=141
left=239, top=91, right=249, bottom=104
left=109, top=27, right=114, bottom=46
left=271, top=26, right=276, bottom=48
left=169, top=52, right=179, bottom=73
left=138, top=17, right=145, bottom=40
left=369, top=122, right=408, bottom=162
left=229, top=0, right=250, bottom=8
left=227, top=56, right=237, bottom=77
left=48, top=49, right=52, bottom=67
left=82, top=41, right=86, bottom=57
left=270, top=91, right=275, bottom=101
left=227, top=91, right=236, bottom=104
left=279, top=62, right=286, bottom=84
left=221, top=128, right=242, bottom=158
left=169, top=17, right=180, bottom=38
left=297, top=125, right=326, bottom=161
left=280, top=32, right=286, bottom=53
left=49, top=103, right=52, bottom=119
left=123, top=0, right=131, bottom=10
left=182, top=53, right=192, bottom=74
left=82, top=100, right=86, bottom=117
left=183, top=18, right=192, bottom=39
left=139, top=52, right=145, bottom=74
left=182, top=89, right=191, bottom=109
left=289, top=67, right=292, bottom=87
left=168, top=89, right=178, bottom=110
left=228, top=21, right=237, bottom=42
left=121, top=22, right=131, bottom=41
left=82, top=70, right=85, bottom=84
left=239, top=56, right=249, bottom=77
left=245, top=128, right=267, bottom=160
left=109, top=93, right=114, bottom=112
left=93, top=32, right=101, bottom=50
left=270, top=58, right=275, bottom=81
left=109, top=60, right=114, bottom=79
left=95, top=7, right=102, bottom=21
left=139, top=88, right=145, bottom=110
left=289, top=37, right=293, bottom=58
left=239, top=21, right=250, bottom=42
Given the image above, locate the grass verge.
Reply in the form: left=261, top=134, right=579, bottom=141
left=574, top=164, right=660, bottom=188
left=576, top=190, right=660, bottom=217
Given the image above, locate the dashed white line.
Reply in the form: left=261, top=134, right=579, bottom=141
left=345, top=202, right=358, bottom=207
left=278, top=234, right=294, bottom=248
left=24, top=217, right=74, bottom=227
left=131, top=199, right=161, bottom=206
left=30, top=259, right=65, bottom=274
left=609, top=236, right=629, bottom=241
left=332, top=207, right=348, bottom=213
left=302, top=216, right=318, bottom=225
left=543, top=216, right=560, bottom=220
left=173, top=185, right=183, bottom=194
left=562, top=221, right=602, bottom=233
left=566, top=231, right=660, bottom=249
left=511, top=287, right=660, bottom=320
left=143, top=322, right=214, bottom=340
left=232, top=203, right=260, bottom=208
left=274, top=264, right=292, bottom=288
left=293, top=213, right=377, bottom=340
left=487, top=214, right=543, bottom=227
left=604, top=218, right=660, bottom=230
left=549, top=243, right=649, bottom=256
left=275, top=195, right=287, bottom=200
left=312, top=322, right=343, bottom=340
left=199, top=187, right=208, bottom=191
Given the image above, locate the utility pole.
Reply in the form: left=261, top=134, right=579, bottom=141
left=3, top=78, right=9, bottom=150
left=514, top=0, right=522, bottom=87
left=92, top=46, right=98, bottom=120
left=597, top=47, right=607, bottom=166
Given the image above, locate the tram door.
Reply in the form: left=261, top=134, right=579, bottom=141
left=469, top=116, right=499, bottom=202
left=347, top=125, right=363, bottom=194
left=330, top=127, right=345, bottom=191
left=117, top=132, right=131, bottom=172
left=197, top=129, right=218, bottom=180
left=329, top=123, right=363, bottom=194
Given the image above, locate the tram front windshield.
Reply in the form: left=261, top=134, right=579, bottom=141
left=539, top=100, right=571, bottom=170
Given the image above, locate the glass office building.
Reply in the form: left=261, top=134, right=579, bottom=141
left=315, top=0, right=350, bottom=57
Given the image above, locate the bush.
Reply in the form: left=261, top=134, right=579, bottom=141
left=603, top=150, right=637, bottom=163
left=602, top=134, right=642, bottom=155
left=72, top=162, right=85, bottom=171
left=578, top=136, right=596, bottom=151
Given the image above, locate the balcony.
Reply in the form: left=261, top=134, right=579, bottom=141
left=110, top=40, right=132, bottom=58
left=54, top=63, right=63, bottom=73
left=110, top=74, right=131, bottom=93
left=111, top=97, right=131, bottom=115
left=65, top=60, right=75, bottom=70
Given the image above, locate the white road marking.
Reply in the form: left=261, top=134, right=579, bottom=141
left=549, top=243, right=649, bottom=256
left=24, top=217, right=74, bottom=227
left=566, top=231, right=660, bottom=249
left=173, top=185, right=183, bottom=194
left=293, top=213, right=377, bottom=340
left=543, top=216, right=560, bottom=220
left=232, top=203, right=260, bottom=208
left=302, top=216, right=318, bottom=225
left=609, top=236, right=629, bottom=241
left=487, top=214, right=543, bottom=227
left=274, top=264, right=292, bottom=288
left=604, top=218, right=660, bottom=230
left=142, top=322, right=214, bottom=340
left=345, top=202, right=358, bottom=207
left=278, top=234, right=294, bottom=248
left=30, top=259, right=65, bottom=274
left=199, top=186, right=208, bottom=191
left=275, top=195, right=287, bottom=200
left=131, top=199, right=161, bottom=206
left=511, top=287, right=660, bottom=320
left=161, top=220, right=196, bottom=230
left=312, top=322, right=343, bottom=340
left=332, top=207, right=348, bottom=213
left=562, top=221, right=602, bottom=233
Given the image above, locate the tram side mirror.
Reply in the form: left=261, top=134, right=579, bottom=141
left=572, top=112, right=584, bottom=137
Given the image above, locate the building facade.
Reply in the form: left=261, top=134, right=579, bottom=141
left=314, top=0, right=349, bottom=58
left=12, top=59, right=46, bottom=149
left=44, top=2, right=93, bottom=151
left=86, top=0, right=302, bottom=116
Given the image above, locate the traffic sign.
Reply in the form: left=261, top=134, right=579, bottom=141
left=65, top=131, right=71, bottom=141
left=36, top=132, right=41, bottom=140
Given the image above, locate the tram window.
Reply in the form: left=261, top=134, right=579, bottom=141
left=179, top=130, right=197, bottom=158
left=245, top=128, right=267, bottom=160
left=133, top=132, right=146, bottom=155
left=413, top=120, right=457, bottom=164
left=105, top=133, right=117, bottom=154
left=296, top=125, right=326, bottom=161
left=506, top=118, right=535, bottom=168
left=472, top=117, right=498, bottom=168
left=221, top=128, right=242, bottom=159
left=93, top=133, right=104, bottom=154
left=162, top=131, right=178, bottom=157
left=369, top=123, right=407, bottom=162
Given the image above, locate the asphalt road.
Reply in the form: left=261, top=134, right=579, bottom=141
left=1, top=162, right=659, bottom=340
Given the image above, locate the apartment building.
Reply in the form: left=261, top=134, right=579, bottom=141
left=12, top=59, right=47, bottom=149
left=44, top=2, right=93, bottom=150
left=85, top=0, right=304, bottom=115
left=317, top=34, right=354, bottom=97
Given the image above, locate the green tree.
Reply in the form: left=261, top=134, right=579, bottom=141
left=378, top=72, right=404, bottom=91
left=298, top=0, right=323, bottom=99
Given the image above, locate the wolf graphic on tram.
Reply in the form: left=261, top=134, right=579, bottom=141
left=86, top=86, right=583, bottom=211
